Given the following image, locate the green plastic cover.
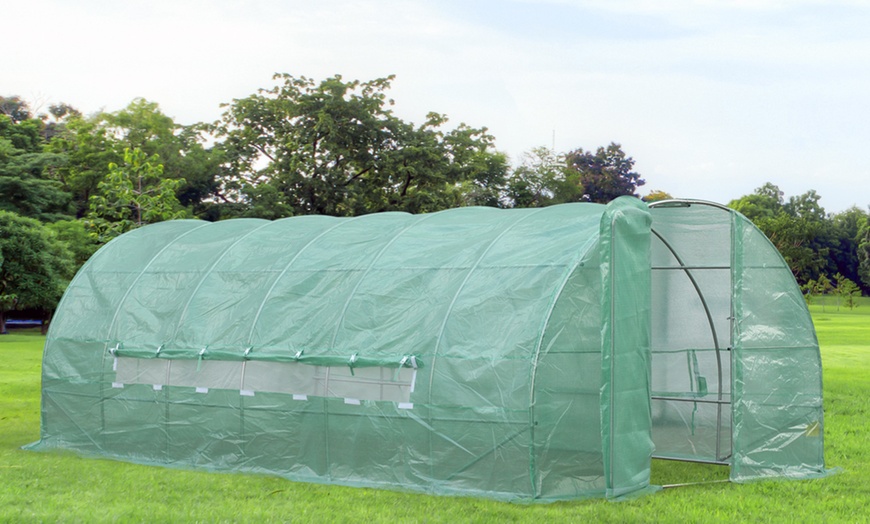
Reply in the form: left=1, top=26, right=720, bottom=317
left=28, top=198, right=655, bottom=501
left=730, top=210, right=828, bottom=481
left=647, top=201, right=829, bottom=481
left=27, top=197, right=830, bottom=500
left=599, top=198, right=655, bottom=498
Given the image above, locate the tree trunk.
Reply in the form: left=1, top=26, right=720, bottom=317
left=41, top=310, right=52, bottom=335
left=0, top=310, right=6, bottom=335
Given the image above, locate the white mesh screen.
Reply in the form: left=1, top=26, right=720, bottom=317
left=115, top=358, right=415, bottom=403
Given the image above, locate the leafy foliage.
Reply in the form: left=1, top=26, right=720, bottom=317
left=859, top=214, right=870, bottom=292
left=827, top=206, right=868, bottom=290
left=0, top=211, right=73, bottom=330
left=1, top=81, right=865, bottom=324
left=45, top=114, right=122, bottom=217
left=642, top=190, right=673, bottom=203
left=41, top=103, right=82, bottom=141
left=0, top=96, right=32, bottom=124
left=834, top=273, right=861, bottom=310
left=503, top=146, right=583, bottom=207
left=45, top=219, right=100, bottom=273
left=728, top=182, right=783, bottom=222
left=730, top=184, right=831, bottom=284
left=0, top=115, right=73, bottom=221
left=86, top=147, right=188, bottom=241
left=100, top=99, right=223, bottom=212
left=802, top=274, right=834, bottom=307
left=214, top=74, right=508, bottom=217
left=731, top=184, right=869, bottom=295
left=565, top=142, right=645, bottom=203
left=47, top=99, right=222, bottom=219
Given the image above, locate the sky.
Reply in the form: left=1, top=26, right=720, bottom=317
left=4, top=0, right=870, bottom=213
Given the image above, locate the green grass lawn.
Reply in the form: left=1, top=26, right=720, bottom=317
left=1, top=303, right=868, bottom=523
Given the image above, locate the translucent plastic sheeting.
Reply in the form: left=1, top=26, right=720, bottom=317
left=27, top=197, right=833, bottom=501
left=30, top=198, right=660, bottom=501
left=649, top=201, right=831, bottom=481
left=731, top=212, right=828, bottom=481
left=599, top=198, right=655, bottom=498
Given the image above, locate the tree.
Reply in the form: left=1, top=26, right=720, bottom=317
left=41, top=102, right=82, bottom=141
left=801, top=278, right=817, bottom=304
left=100, top=99, right=222, bottom=213
left=48, top=99, right=222, bottom=219
left=0, top=114, right=74, bottom=221
left=0, top=96, right=32, bottom=124
left=728, top=182, right=784, bottom=222
left=503, top=146, right=582, bottom=208
left=729, top=184, right=831, bottom=285
left=815, top=274, right=834, bottom=308
left=834, top=273, right=861, bottom=310
left=564, top=142, right=645, bottom=203
left=213, top=74, right=508, bottom=218
left=828, top=206, right=869, bottom=293
left=0, top=111, right=42, bottom=152
left=0, top=152, right=73, bottom=221
left=86, top=147, right=188, bottom=241
left=858, top=213, right=870, bottom=292
left=434, top=119, right=509, bottom=209
left=46, top=114, right=123, bottom=217
left=762, top=211, right=828, bottom=283
left=786, top=190, right=834, bottom=282
left=643, top=190, right=673, bottom=203
left=785, top=189, right=826, bottom=221
left=46, top=219, right=100, bottom=273
left=0, top=211, right=74, bottom=333
left=802, top=274, right=834, bottom=309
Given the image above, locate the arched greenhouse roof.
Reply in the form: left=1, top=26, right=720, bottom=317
left=54, top=201, right=618, bottom=369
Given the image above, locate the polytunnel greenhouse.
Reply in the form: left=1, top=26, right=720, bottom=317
left=28, top=197, right=831, bottom=501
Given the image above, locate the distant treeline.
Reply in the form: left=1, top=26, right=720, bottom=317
left=1, top=74, right=867, bottom=328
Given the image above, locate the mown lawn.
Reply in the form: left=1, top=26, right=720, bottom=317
left=1, top=302, right=867, bottom=522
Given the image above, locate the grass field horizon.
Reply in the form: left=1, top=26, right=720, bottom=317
left=1, top=300, right=867, bottom=522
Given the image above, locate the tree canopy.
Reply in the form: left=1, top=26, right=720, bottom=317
left=213, top=74, right=508, bottom=218
left=86, top=147, right=189, bottom=242
left=0, top=96, right=33, bottom=124
left=729, top=183, right=870, bottom=293
left=0, top=210, right=73, bottom=332
left=565, top=142, right=645, bottom=203
left=2, top=74, right=869, bottom=330
left=858, top=216, right=870, bottom=290
left=0, top=114, right=73, bottom=221
left=642, top=190, right=674, bottom=203
left=503, top=147, right=583, bottom=208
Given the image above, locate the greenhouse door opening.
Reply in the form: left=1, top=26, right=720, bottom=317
left=649, top=202, right=733, bottom=465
